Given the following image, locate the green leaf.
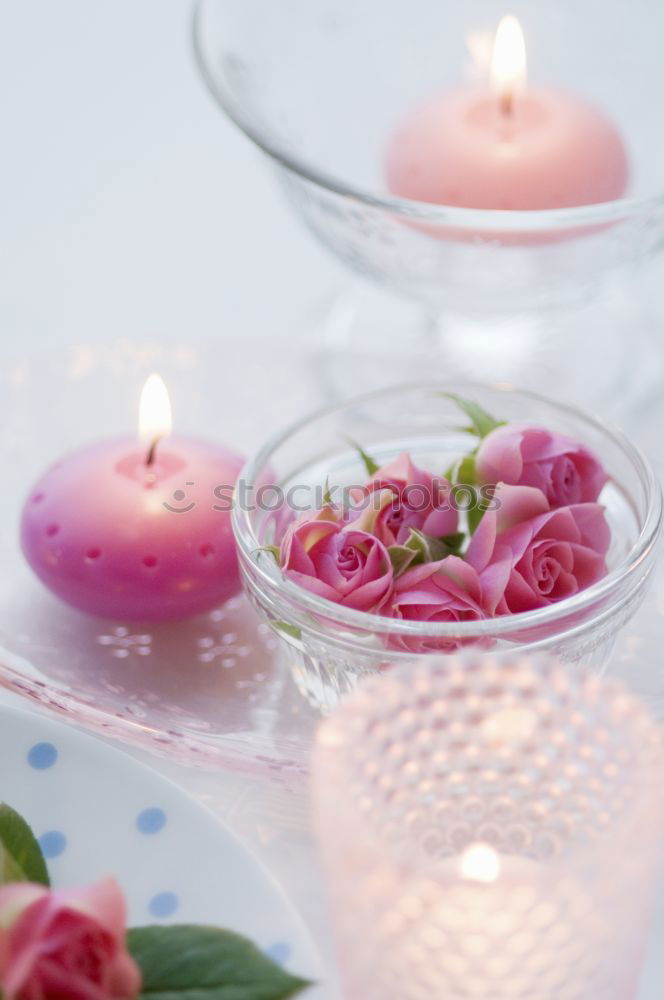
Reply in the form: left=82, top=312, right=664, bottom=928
left=443, top=393, right=505, bottom=440
left=255, top=545, right=281, bottom=564
left=387, top=545, right=418, bottom=577
left=408, top=530, right=456, bottom=564
left=440, top=532, right=465, bottom=554
left=466, top=488, right=484, bottom=535
left=455, top=452, right=477, bottom=486
left=0, top=803, right=50, bottom=887
left=128, top=925, right=311, bottom=1000
left=403, top=529, right=436, bottom=564
left=322, top=477, right=333, bottom=506
left=347, top=439, right=380, bottom=477
left=465, top=486, right=496, bottom=536
left=270, top=620, right=302, bottom=641
left=389, top=529, right=466, bottom=576
left=446, top=451, right=477, bottom=487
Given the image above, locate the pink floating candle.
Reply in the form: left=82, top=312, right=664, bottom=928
left=386, top=16, right=629, bottom=212
left=21, top=374, right=244, bottom=622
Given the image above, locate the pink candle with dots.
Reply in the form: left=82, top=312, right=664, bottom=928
left=21, top=375, right=244, bottom=622
left=386, top=16, right=629, bottom=214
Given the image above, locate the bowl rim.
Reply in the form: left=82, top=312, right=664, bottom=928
left=192, top=0, right=664, bottom=234
left=232, top=380, right=663, bottom=640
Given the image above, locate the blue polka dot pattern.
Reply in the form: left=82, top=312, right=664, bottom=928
left=28, top=743, right=58, bottom=770
left=136, top=807, right=167, bottom=834
left=265, top=942, right=291, bottom=966
left=38, top=831, right=67, bottom=859
left=149, top=892, right=179, bottom=918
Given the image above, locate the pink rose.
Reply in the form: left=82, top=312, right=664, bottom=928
left=467, top=484, right=610, bottom=614
left=0, top=877, right=141, bottom=1000
left=475, top=425, right=608, bottom=508
left=349, top=452, right=458, bottom=546
left=281, top=506, right=393, bottom=612
left=389, top=554, right=509, bottom=651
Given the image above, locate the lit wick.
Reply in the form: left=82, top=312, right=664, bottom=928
left=500, top=88, right=514, bottom=118
left=145, top=437, right=161, bottom=467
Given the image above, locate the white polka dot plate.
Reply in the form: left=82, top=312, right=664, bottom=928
left=0, top=702, right=322, bottom=990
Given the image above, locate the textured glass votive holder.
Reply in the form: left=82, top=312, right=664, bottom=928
left=312, top=655, right=664, bottom=1000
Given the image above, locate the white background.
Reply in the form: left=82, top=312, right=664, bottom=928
left=0, top=0, right=340, bottom=350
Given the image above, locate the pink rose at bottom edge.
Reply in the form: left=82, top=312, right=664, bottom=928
left=387, top=554, right=509, bottom=653
left=467, top=483, right=611, bottom=615
left=0, top=877, right=141, bottom=1000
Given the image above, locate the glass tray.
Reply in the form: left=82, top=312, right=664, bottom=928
left=0, top=337, right=661, bottom=781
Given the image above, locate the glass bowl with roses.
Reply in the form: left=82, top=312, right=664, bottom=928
left=233, top=384, right=661, bottom=711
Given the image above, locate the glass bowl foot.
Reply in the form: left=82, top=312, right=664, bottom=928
left=312, top=278, right=663, bottom=425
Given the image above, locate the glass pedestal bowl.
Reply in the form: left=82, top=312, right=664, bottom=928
left=193, top=0, right=664, bottom=410
left=233, top=383, right=662, bottom=712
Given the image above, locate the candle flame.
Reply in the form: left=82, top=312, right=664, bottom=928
left=460, top=843, right=501, bottom=883
left=139, top=373, right=172, bottom=445
left=491, top=15, right=527, bottom=110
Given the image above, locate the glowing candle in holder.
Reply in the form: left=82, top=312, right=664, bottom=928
left=386, top=16, right=629, bottom=212
left=20, top=374, right=244, bottom=622
left=313, top=655, right=664, bottom=1000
